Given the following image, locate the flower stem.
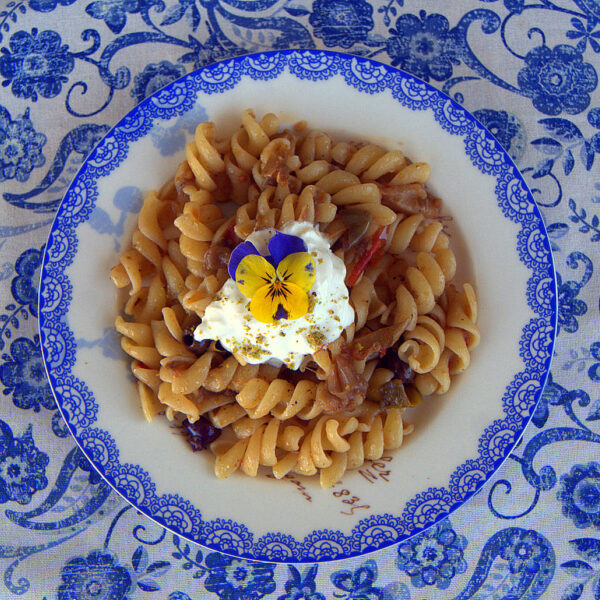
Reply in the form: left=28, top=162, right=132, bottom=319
left=0, top=2, right=25, bottom=41
left=103, top=505, right=132, bottom=549
left=0, top=305, right=28, bottom=351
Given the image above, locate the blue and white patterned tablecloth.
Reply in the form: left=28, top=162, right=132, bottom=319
left=1, top=1, right=599, bottom=598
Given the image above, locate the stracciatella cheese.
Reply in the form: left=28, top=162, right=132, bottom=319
left=194, top=221, right=354, bottom=368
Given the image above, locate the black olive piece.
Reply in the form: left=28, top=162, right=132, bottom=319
left=180, top=417, right=221, bottom=451
left=279, top=365, right=307, bottom=385
left=182, top=327, right=211, bottom=356
left=215, top=341, right=226, bottom=352
left=279, top=366, right=295, bottom=379
left=379, top=348, right=415, bottom=384
left=331, top=236, right=344, bottom=253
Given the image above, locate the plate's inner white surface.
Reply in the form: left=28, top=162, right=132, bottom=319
left=68, top=73, right=530, bottom=538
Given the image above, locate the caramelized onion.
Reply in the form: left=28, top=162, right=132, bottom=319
left=174, top=161, right=195, bottom=195
left=321, top=349, right=367, bottom=413
left=261, top=139, right=292, bottom=186
left=341, top=208, right=372, bottom=248
left=203, top=244, right=231, bottom=273
left=351, top=323, right=406, bottom=361
left=379, top=183, right=441, bottom=218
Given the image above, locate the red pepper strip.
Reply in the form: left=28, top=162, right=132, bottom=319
left=346, top=225, right=388, bottom=287
left=370, top=242, right=387, bottom=270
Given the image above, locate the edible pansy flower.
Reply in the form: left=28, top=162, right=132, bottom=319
left=228, top=231, right=316, bottom=324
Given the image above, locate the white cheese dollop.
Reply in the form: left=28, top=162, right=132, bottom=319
left=193, top=221, right=354, bottom=369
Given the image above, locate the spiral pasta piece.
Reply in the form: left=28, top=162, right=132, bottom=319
left=413, top=284, right=480, bottom=394
left=291, top=406, right=411, bottom=487
left=392, top=246, right=456, bottom=325
left=347, top=145, right=409, bottom=183
left=398, top=315, right=446, bottom=374
left=298, top=130, right=333, bottom=165
left=110, top=184, right=182, bottom=292
left=350, top=276, right=387, bottom=331
left=229, top=109, right=279, bottom=172
left=214, top=418, right=305, bottom=478
left=185, top=122, right=225, bottom=191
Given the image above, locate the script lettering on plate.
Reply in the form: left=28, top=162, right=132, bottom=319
left=330, top=481, right=371, bottom=516
left=266, top=455, right=394, bottom=510
left=267, top=473, right=313, bottom=503
left=358, top=455, right=393, bottom=484
left=330, top=456, right=394, bottom=516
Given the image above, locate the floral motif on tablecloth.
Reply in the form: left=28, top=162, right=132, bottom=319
left=395, top=519, right=467, bottom=589
left=0, top=420, right=48, bottom=505
left=585, top=341, right=600, bottom=382
left=57, top=549, right=133, bottom=600
left=386, top=11, right=456, bottom=82
left=501, top=529, right=551, bottom=574
left=555, top=251, right=592, bottom=335
left=85, top=0, right=163, bottom=34
left=558, top=463, right=600, bottom=530
left=566, top=15, right=600, bottom=51
left=309, top=0, right=374, bottom=48
left=0, top=28, right=74, bottom=101
left=278, top=565, right=324, bottom=600
left=0, top=105, right=46, bottom=183
left=11, top=246, right=43, bottom=317
left=0, top=334, right=55, bottom=412
left=517, top=44, right=598, bottom=116
left=331, top=559, right=392, bottom=599
left=203, top=553, right=276, bottom=600
left=28, top=0, right=77, bottom=12
left=557, top=272, right=587, bottom=334
left=168, top=593, right=191, bottom=600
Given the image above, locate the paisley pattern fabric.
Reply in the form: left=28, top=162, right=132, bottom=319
left=0, top=0, right=598, bottom=598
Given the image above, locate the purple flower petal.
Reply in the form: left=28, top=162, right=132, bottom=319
left=228, top=241, right=260, bottom=280
left=274, top=304, right=288, bottom=320
left=268, top=231, right=307, bottom=267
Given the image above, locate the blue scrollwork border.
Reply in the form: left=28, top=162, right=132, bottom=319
left=37, top=49, right=558, bottom=563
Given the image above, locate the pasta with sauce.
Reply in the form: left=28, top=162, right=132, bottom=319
left=111, top=109, right=480, bottom=488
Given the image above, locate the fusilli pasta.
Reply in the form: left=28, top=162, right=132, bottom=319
left=112, top=110, right=480, bottom=488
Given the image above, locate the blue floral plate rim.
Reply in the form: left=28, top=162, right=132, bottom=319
left=38, top=48, right=558, bottom=563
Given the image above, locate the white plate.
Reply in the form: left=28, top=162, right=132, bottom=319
left=39, top=50, right=557, bottom=563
